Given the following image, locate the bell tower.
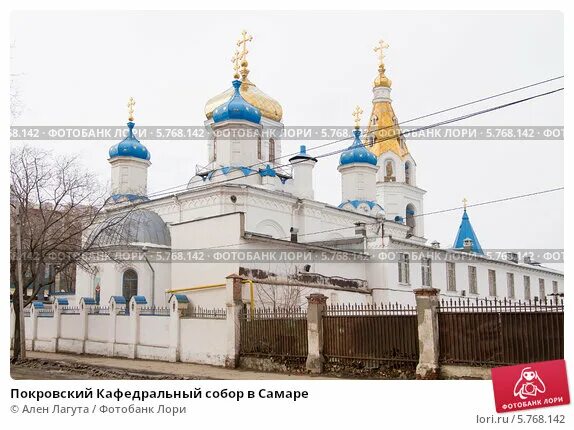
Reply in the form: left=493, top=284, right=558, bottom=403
left=366, top=40, right=426, bottom=238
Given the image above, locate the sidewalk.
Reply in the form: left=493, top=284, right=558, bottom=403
left=22, top=351, right=333, bottom=380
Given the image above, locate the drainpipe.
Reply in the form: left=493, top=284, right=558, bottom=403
left=164, top=280, right=255, bottom=318
left=242, top=279, right=255, bottom=319
left=142, top=246, right=155, bottom=306
left=165, top=283, right=226, bottom=295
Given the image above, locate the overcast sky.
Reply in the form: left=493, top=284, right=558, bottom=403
left=10, top=11, right=564, bottom=256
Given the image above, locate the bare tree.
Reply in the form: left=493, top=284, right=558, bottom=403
left=10, top=145, right=134, bottom=361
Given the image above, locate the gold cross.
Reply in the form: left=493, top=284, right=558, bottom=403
left=127, top=97, right=135, bottom=122
left=352, top=106, right=363, bottom=129
left=236, top=30, right=253, bottom=63
left=374, top=39, right=389, bottom=67
left=231, top=50, right=241, bottom=78
left=463, top=197, right=468, bottom=210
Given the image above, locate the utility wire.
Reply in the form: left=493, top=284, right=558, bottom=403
left=145, top=75, right=563, bottom=198
left=174, top=186, right=564, bottom=252
left=146, top=86, right=563, bottom=200
left=414, top=187, right=564, bottom=218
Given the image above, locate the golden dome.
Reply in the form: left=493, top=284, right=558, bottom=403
left=374, top=65, right=392, bottom=88
left=205, top=77, right=283, bottom=122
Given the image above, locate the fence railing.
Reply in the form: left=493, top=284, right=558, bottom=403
left=36, top=308, right=54, bottom=318
left=181, top=306, right=227, bottom=320
left=60, top=306, right=80, bottom=315
left=140, top=306, right=170, bottom=317
left=88, top=306, right=110, bottom=315
left=438, top=298, right=564, bottom=366
left=239, top=307, right=307, bottom=359
left=323, top=303, right=419, bottom=367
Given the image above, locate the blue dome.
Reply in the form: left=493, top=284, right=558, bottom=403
left=339, top=129, right=377, bottom=166
left=213, top=80, right=261, bottom=124
left=452, top=209, right=483, bottom=254
left=109, top=122, right=150, bottom=161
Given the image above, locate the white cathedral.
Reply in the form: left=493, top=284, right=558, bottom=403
left=76, top=35, right=563, bottom=308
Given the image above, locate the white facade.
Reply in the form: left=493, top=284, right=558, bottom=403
left=74, top=54, right=564, bottom=311
left=339, top=163, right=378, bottom=202
left=109, top=156, right=150, bottom=197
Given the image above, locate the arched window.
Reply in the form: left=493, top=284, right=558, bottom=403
left=257, top=136, right=262, bottom=160
left=212, top=137, right=217, bottom=162
left=406, top=204, right=416, bottom=236
left=122, top=269, right=138, bottom=302
left=384, top=159, right=396, bottom=182
left=405, top=161, right=412, bottom=185
left=268, top=138, right=275, bottom=163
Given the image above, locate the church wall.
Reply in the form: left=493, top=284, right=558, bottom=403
left=340, top=165, right=377, bottom=202
left=169, top=212, right=244, bottom=293
left=75, top=257, right=171, bottom=308
left=377, top=152, right=404, bottom=183
left=110, top=158, right=149, bottom=196
left=181, top=287, right=227, bottom=309
left=381, top=240, right=563, bottom=304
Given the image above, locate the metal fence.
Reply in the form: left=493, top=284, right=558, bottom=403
left=36, top=308, right=54, bottom=318
left=140, top=306, right=170, bottom=317
left=323, top=303, right=419, bottom=367
left=438, top=298, right=564, bottom=366
left=239, top=307, right=308, bottom=359
left=181, top=306, right=227, bottom=320
left=88, top=306, right=110, bottom=315
left=60, top=306, right=80, bottom=315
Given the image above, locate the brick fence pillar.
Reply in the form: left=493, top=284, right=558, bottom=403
left=306, top=293, right=328, bottom=374
left=225, top=274, right=243, bottom=369
left=414, top=287, right=440, bottom=379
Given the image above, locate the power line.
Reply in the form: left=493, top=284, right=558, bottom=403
left=276, top=75, right=564, bottom=162
left=414, top=187, right=564, bottom=218
left=176, top=186, right=564, bottom=251
left=145, top=75, right=563, bottom=198
left=146, top=86, right=563, bottom=200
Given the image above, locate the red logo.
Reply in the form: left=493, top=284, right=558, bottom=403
left=492, top=360, right=570, bottom=413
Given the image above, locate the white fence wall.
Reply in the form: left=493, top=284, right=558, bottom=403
left=139, top=316, right=170, bottom=348
left=12, top=300, right=231, bottom=367
left=87, top=315, right=110, bottom=342
left=180, top=318, right=227, bottom=366
left=61, top=315, right=82, bottom=339
left=115, top=316, right=131, bottom=344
